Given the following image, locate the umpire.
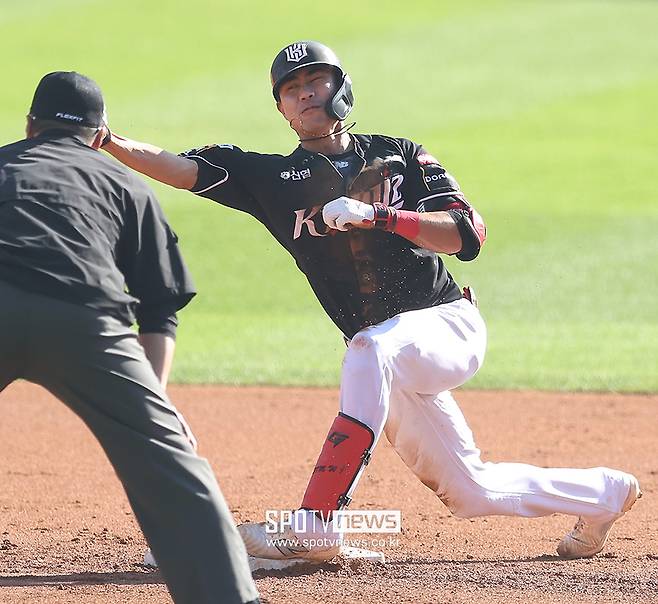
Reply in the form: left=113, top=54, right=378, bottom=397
left=0, top=72, right=259, bottom=604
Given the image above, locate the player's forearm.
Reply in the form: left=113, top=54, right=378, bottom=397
left=104, top=134, right=197, bottom=190
left=138, top=333, right=176, bottom=389
left=408, top=211, right=463, bottom=255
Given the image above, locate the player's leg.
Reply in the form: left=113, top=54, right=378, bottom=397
left=386, top=388, right=639, bottom=555
left=386, top=388, right=636, bottom=519
left=239, top=299, right=475, bottom=559
left=22, top=294, right=259, bottom=604
left=239, top=307, right=398, bottom=560
left=335, top=295, right=487, bottom=477
left=379, top=300, right=639, bottom=557
left=238, top=411, right=374, bottom=560
left=240, top=298, right=486, bottom=559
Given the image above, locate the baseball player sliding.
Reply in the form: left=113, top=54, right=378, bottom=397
left=104, top=41, right=640, bottom=562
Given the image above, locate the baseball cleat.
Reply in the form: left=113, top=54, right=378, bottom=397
left=237, top=520, right=341, bottom=561
left=557, top=475, right=642, bottom=559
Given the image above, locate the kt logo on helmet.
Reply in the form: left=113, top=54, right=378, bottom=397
left=285, top=43, right=308, bottom=62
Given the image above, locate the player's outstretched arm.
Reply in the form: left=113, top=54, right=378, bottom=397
left=102, top=129, right=198, bottom=190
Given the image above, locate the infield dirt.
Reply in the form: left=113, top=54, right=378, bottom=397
left=1, top=382, right=656, bottom=603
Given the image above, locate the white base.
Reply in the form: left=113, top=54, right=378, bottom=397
left=144, top=545, right=384, bottom=572
left=248, top=545, right=385, bottom=572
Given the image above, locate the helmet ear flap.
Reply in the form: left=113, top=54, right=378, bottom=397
left=328, top=72, right=354, bottom=120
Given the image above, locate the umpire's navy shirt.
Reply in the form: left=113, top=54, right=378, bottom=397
left=0, top=130, right=196, bottom=334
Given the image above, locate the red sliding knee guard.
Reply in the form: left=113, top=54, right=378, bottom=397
left=301, top=413, right=375, bottom=517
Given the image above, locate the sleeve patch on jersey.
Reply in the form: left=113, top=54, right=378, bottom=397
left=420, top=164, right=453, bottom=192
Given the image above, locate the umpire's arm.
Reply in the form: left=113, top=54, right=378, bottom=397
left=138, top=327, right=177, bottom=389
left=104, top=130, right=198, bottom=190
left=118, top=179, right=197, bottom=391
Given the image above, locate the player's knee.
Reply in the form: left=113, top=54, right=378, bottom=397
left=349, top=332, right=376, bottom=351
left=345, top=332, right=388, bottom=369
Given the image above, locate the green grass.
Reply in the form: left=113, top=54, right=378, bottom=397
left=1, top=1, right=657, bottom=391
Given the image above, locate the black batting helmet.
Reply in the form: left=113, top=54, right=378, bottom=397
left=270, top=41, right=354, bottom=120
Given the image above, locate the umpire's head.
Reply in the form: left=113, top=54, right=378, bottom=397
left=26, top=71, right=107, bottom=148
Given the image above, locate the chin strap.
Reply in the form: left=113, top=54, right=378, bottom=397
left=298, top=121, right=356, bottom=143
left=301, top=412, right=375, bottom=518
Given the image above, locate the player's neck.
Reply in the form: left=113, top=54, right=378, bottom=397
left=299, top=130, right=352, bottom=156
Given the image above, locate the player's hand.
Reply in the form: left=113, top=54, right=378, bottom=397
left=322, top=196, right=375, bottom=231
left=100, top=123, right=112, bottom=147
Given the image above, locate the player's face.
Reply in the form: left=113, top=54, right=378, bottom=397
left=277, top=66, right=337, bottom=134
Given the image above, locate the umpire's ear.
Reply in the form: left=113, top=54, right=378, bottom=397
left=25, top=115, right=36, bottom=139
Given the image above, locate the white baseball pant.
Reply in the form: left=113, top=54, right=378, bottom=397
left=339, top=298, right=632, bottom=521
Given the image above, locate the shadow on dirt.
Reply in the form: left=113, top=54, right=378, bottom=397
left=0, top=571, right=164, bottom=587
left=387, top=554, right=564, bottom=564
left=250, top=554, right=566, bottom=579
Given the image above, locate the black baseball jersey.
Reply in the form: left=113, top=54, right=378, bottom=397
left=0, top=130, right=196, bottom=334
left=182, top=134, right=478, bottom=338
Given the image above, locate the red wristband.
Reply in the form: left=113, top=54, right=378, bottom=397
left=393, top=210, right=421, bottom=240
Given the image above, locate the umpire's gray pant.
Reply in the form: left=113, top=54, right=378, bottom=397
left=0, top=280, right=258, bottom=604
